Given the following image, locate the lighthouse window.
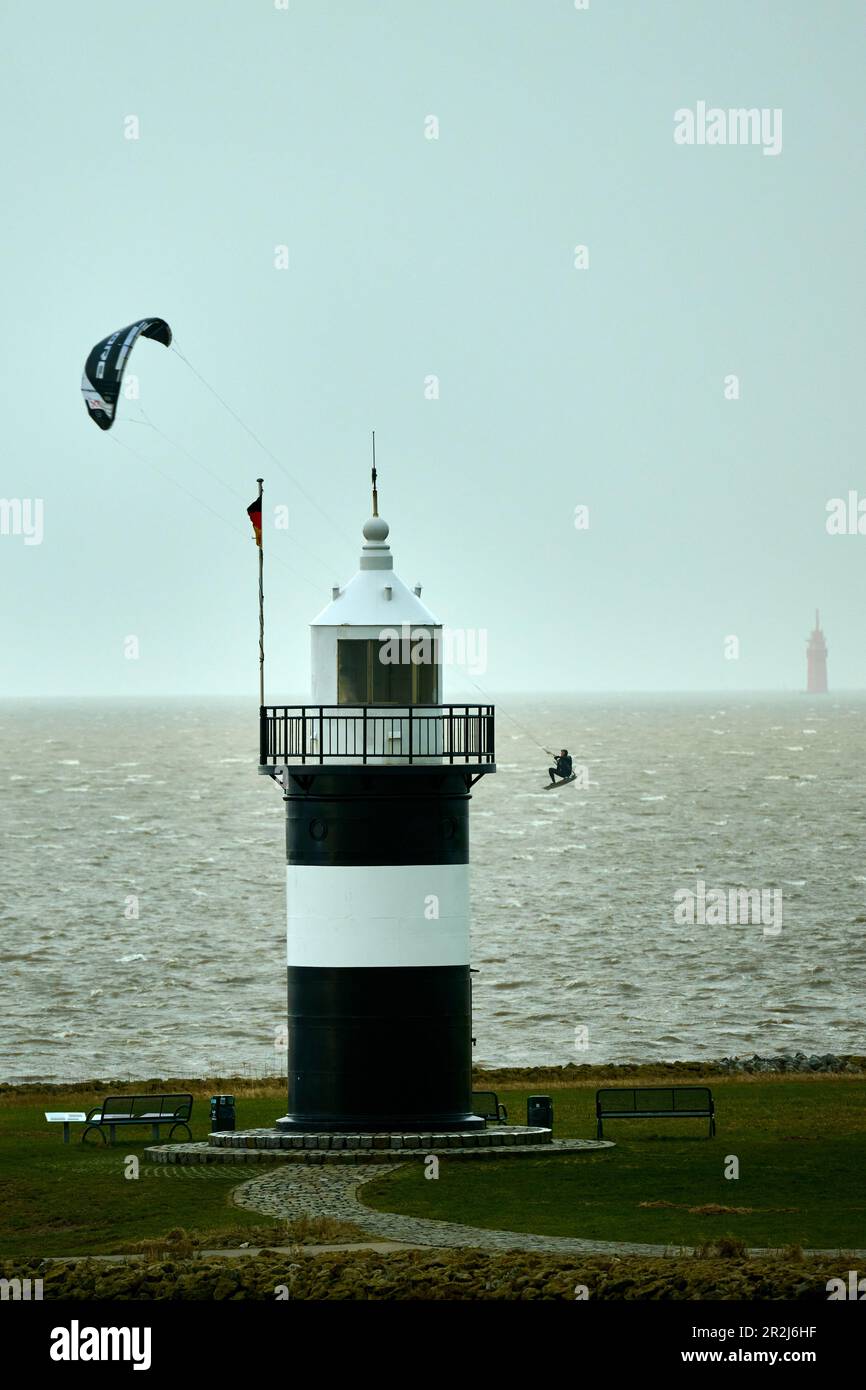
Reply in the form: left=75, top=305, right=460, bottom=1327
left=373, top=642, right=413, bottom=705
left=415, top=656, right=437, bottom=705
left=336, top=638, right=439, bottom=705
left=337, top=640, right=368, bottom=704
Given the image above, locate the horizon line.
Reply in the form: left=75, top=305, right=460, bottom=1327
left=0, top=688, right=859, bottom=701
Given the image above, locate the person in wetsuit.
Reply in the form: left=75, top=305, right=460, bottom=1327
left=548, top=749, right=573, bottom=784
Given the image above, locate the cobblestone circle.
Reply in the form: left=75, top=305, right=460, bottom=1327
left=144, top=1136, right=607, bottom=1167
left=209, top=1125, right=552, bottom=1151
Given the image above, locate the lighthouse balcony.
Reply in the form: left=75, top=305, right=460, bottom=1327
left=259, top=703, right=495, bottom=772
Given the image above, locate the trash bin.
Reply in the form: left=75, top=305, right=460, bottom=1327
left=210, top=1095, right=236, bottom=1132
left=527, top=1095, right=553, bottom=1130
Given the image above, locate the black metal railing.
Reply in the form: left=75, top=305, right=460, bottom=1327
left=260, top=704, right=495, bottom=766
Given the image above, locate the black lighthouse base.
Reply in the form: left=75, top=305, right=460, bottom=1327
left=277, top=764, right=490, bottom=1135
left=276, top=962, right=484, bottom=1132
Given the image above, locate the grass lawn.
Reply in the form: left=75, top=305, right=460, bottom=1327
left=362, top=1078, right=866, bottom=1250
left=1, top=1076, right=863, bottom=1257
left=0, top=1087, right=297, bottom=1258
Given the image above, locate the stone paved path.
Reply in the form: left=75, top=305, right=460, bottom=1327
left=231, top=1159, right=866, bottom=1259
left=231, top=1160, right=689, bottom=1256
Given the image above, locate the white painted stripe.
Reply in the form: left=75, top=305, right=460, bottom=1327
left=114, top=322, right=146, bottom=374
left=286, top=863, right=470, bottom=968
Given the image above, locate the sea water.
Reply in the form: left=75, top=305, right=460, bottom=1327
left=0, top=694, right=863, bottom=1081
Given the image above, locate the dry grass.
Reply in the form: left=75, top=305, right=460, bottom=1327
left=116, top=1216, right=369, bottom=1256
left=3, top=1061, right=864, bottom=1107
left=692, top=1235, right=749, bottom=1259
left=640, top=1200, right=801, bottom=1216
left=4, top=1246, right=848, bottom=1300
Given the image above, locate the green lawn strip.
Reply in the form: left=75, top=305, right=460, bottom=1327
left=362, top=1079, right=866, bottom=1250
left=493, top=1078, right=866, bottom=1136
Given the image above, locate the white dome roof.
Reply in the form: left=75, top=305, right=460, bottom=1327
left=311, top=514, right=439, bottom=627
left=311, top=569, right=438, bottom=627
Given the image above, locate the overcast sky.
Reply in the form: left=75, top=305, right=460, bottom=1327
left=1, top=0, right=863, bottom=696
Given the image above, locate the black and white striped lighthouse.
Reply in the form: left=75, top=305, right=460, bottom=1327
left=259, top=476, right=495, bottom=1132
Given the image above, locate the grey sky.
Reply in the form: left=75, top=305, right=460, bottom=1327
left=1, top=0, right=863, bottom=696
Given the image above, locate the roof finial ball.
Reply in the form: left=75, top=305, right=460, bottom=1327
left=363, top=514, right=389, bottom=543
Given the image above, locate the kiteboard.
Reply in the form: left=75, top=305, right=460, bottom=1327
left=544, top=773, right=577, bottom=790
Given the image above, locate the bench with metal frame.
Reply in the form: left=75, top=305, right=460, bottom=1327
left=82, top=1093, right=194, bottom=1145
left=471, top=1090, right=508, bottom=1124
left=595, top=1085, right=716, bottom=1139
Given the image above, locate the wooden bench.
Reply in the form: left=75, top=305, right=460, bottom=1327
left=472, top=1090, right=508, bottom=1124
left=596, top=1085, right=716, bottom=1139
left=81, top=1093, right=193, bottom=1145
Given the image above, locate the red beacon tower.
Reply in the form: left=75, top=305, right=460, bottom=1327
left=806, top=611, right=828, bottom=694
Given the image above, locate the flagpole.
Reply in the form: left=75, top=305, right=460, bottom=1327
left=257, top=477, right=264, bottom=709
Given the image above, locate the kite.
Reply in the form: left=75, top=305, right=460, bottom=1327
left=81, top=318, right=172, bottom=430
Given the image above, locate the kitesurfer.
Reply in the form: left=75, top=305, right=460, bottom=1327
left=547, top=749, right=573, bottom=785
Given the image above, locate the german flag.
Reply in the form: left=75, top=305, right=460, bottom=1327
left=247, top=495, right=262, bottom=546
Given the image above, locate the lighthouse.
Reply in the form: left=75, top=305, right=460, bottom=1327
left=806, top=611, right=828, bottom=694
left=259, top=473, right=495, bottom=1132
